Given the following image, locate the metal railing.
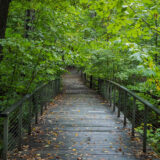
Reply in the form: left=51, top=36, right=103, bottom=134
left=0, top=79, right=61, bottom=160
left=82, top=73, right=160, bottom=154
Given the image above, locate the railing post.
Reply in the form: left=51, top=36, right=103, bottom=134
left=3, top=116, right=9, bottom=160
left=117, top=88, right=121, bottom=117
left=101, top=80, right=104, bottom=97
left=113, top=86, right=116, bottom=112
left=55, top=80, right=57, bottom=95
left=28, top=99, right=32, bottom=135
left=32, top=95, right=38, bottom=124
left=45, top=86, right=48, bottom=110
left=110, top=84, right=112, bottom=107
left=132, top=98, right=136, bottom=137
left=40, top=88, right=44, bottom=116
left=84, top=73, right=86, bottom=81
left=106, top=81, right=109, bottom=100
left=123, top=92, right=127, bottom=126
left=52, top=80, right=54, bottom=97
left=143, top=105, right=148, bottom=153
left=98, top=78, right=100, bottom=93
left=18, top=105, right=22, bottom=150
left=55, top=79, right=57, bottom=95
left=58, top=79, right=60, bottom=93
left=90, top=75, right=93, bottom=88
left=54, top=80, right=56, bottom=97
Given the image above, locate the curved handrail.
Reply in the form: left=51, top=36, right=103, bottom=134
left=107, top=80, right=160, bottom=115
left=0, top=82, right=49, bottom=117
left=82, top=72, right=160, bottom=154
left=0, top=79, right=61, bottom=160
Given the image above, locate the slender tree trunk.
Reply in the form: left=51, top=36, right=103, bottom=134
left=0, top=0, right=11, bottom=61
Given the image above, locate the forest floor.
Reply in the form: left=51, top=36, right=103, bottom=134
left=9, top=69, right=158, bottom=160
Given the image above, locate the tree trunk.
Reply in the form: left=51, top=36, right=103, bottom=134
left=0, top=0, right=11, bottom=61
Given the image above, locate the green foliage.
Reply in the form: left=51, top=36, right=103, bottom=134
left=0, top=0, right=160, bottom=156
left=136, top=125, right=160, bottom=152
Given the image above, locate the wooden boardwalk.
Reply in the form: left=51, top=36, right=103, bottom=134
left=11, top=70, right=154, bottom=160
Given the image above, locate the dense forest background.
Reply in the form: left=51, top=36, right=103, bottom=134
left=0, top=0, right=160, bottom=153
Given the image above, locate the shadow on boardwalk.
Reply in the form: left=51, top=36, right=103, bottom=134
left=10, top=70, right=157, bottom=160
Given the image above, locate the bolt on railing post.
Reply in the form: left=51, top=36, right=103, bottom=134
left=3, top=116, right=9, bottom=160
left=117, top=88, right=121, bottom=117
left=132, top=97, right=136, bottom=137
left=113, top=86, right=116, bottom=112
left=143, top=105, right=148, bottom=153
left=90, top=75, right=93, bottom=88
left=123, top=92, right=127, bottom=126
left=18, top=105, right=22, bottom=150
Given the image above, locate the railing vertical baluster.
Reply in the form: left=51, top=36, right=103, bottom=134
left=55, top=80, right=57, bottom=95
left=108, top=82, right=110, bottom=102
left=98, top=78, right=100, bottom=93
left=45, top=86, right=47, bottom=110
left=123, top=92, right=127, bottom=126
left=18, top=105, right=22, bottom=150
left=118, top=88, right=121, bottom=117
left=102, top=80, right=104, bottom=96
left=40, top=88, right=43, bottom=116
left=33, top=95, right=38, bottom=124
left=132, top=97, right=136, bottom=137
left=58, top=79, right=60, bottom=93
left=41, top=99, right=43, bottom=116
left=56, top=79, right=58, bottom=94
left=28, top=99, right=32, bottom=135
left=113, top=86, right=116, bottom=112
left=110, top=84, right=112, bottom=107
left=143, top=105, right=148, bottom=153
left=90, top=75, right=93, bottom=88
left=3, top=116, right=9, bottom=160
left=106, top=81, right=109, bottom=100
left=55, top=80, right=57, bottom=96
left=84, top=73, right=86, bottom=81
left=52, top=81, right=54, bottom=97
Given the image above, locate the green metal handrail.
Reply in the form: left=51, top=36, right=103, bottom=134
left=107, top=80, right=160, bottom=115
left=82, top=72, right=160, bottom=154
left=0, top=79, right=61, bottom=160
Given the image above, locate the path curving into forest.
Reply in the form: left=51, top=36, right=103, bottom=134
left=10, top=70, right=156, bottom=160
